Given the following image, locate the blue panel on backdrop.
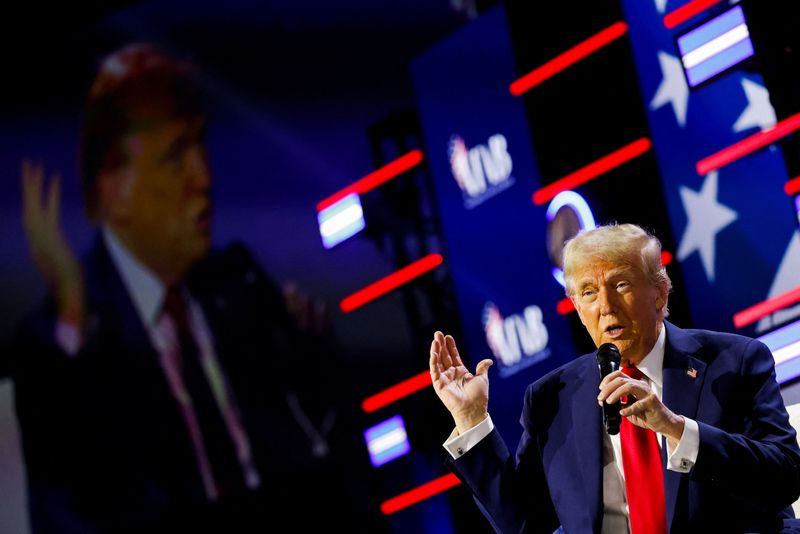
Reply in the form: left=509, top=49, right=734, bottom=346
left=411, top=4, right=581, bottom=449
left=622, top=0, right=800, bottom=336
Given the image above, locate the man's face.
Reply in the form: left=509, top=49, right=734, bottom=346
left=572, top=260, right=666, bottom=367
left=108, top=115, right=212, bottom=282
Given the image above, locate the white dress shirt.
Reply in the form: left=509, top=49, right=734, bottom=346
left=443, top=326, right=700, bottom=533
left=57, top=227, right=261, bottom=499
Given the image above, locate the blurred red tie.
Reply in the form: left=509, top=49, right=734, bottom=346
left=620, top=366, right=667, bottom=534
left=162, top=285, right=244, bottom=499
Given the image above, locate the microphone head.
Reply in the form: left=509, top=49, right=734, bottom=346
left=595, top=342, right=620, bottom=365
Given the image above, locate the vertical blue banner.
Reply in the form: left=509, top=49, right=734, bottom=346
left=411, top=4, right=580, bottom=448
left=622, top=0, right=800, bottom=336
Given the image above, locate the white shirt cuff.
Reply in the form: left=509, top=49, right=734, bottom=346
left=667, top=416, right=699, bottom=473
left=55, top=320, right=82, bottom=357
left=443, top=414, right=494, bottom=459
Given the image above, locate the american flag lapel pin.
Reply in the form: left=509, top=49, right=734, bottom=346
left=687, top=367, right=698, bottom=379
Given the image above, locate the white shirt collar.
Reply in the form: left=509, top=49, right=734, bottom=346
left=102, top=225, right=166, bottom=328
left=633, top=323, right=666, bottom=389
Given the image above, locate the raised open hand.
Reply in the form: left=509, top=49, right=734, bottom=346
left=21, top=160, right=84, bottom=325
left=429, top=330, right=493, bottom=434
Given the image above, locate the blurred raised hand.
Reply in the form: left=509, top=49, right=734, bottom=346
left=282, top=281, right=331, bottom=337
left=21, top=160, right=84, bottom=326
left=429, top=331, right=493, bottom=434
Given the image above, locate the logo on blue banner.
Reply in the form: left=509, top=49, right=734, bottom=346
left=449, top=133, right=514, bottom=208
left=482, top=301, right=551, bottom=377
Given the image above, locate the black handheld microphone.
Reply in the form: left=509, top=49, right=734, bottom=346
left=596, top=343, right=621, bottom=435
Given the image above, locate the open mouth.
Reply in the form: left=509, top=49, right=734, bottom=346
left=605, top=325, right=624, bottom=337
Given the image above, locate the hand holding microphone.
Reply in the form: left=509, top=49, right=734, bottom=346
left=596, top=343, right=621, bottom=435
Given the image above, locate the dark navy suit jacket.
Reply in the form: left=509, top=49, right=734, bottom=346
left=448, top=322, right=800, bottom=533
left=11, top=236, right=344, bottom=533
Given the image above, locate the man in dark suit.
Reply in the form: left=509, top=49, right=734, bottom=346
left=13, top=43, right=347, bottom=532
left=430, top=223, right=800, bottom=533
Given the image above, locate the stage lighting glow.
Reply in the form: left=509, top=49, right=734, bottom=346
left=362, top=371, right=431, bottom=413
left=795, top=195, right=800, bottom=225
left=546, top=190, right=596, bottom=288
left=786, top=177, right=800, bottom=196
left=556, top=298, right=574, bottom=315
left=318, top=193, right=365, bottom=249
left=733, top=286, right=800, bottom=329
left=546, top=190, right=596, bottom=226
left=509, top=22, right=627, bottom=96
left=364, top=415, right=410, bottom=467
left=664, top=0, right=723, bottom=30
left=758, top=319, right=800, bottom=383
left=677, top=6, right=753, bottom=88
left=532, top=138, right=651, bottom=205
left=340, top=253, right=443, bottom=312
left=380, top=474, right=461, bottom=515
left=775, top=339, right=800, bottom=364
left=317, top=149, right=424, bottom=211
left=696, top=112, right=800, bottom=175
left=551, top=268, right=566, bottom=288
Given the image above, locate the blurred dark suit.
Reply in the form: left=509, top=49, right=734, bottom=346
left=12, top=235, right=347, bottom=533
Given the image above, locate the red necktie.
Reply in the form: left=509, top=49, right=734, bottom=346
left=162, top=285, right=244, bottom=499
left=620, top=366, right=667, bottom=534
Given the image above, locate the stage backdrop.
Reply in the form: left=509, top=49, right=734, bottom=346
left=412, top=4, right=582, bottom=449
left=622, top=0, right=800, bottom=337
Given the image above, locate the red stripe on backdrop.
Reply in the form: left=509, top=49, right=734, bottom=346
left=664, top=0, right=723, bottom=29
left=785, top=177, right=800, bottom=196
left=733, top=286, right=800, bottom=329
left=509, top=22, right=628, bottom=96
left=380, top=474, right=462, bottom=515
left=340, top=254, right=443, bottom=313
left=362, top=371, right=431, bottom=413
left=557, top=298, right=575, bottom=315
left=696, top=113, right=800, bottom=176
left=532, top=138, right=651, bottom=205
left=317, top=149, right=424, bottom=211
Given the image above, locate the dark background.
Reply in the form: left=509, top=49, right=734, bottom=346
left=1, top=0, right=799, bottom=533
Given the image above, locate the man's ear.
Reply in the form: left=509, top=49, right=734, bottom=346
left=96, top=168, right=133, bottom=223
left=656, top=285, right=668, bottom=314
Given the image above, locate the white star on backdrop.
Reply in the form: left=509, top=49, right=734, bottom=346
left=733, top=78, right=777, bottom=133
left=653, top=0, right=668, bottom=14
left=677, top=172, right=738, bottom=282
left=650, top=51, right=689, bottom=127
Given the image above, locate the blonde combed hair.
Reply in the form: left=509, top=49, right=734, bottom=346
left=562, top=223, right=672, bottom=315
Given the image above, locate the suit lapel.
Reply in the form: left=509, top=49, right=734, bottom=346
left=661, top=322, right=706, bottom=532
left=571, top=359, right=604, bottom=533
left=86, top=238, right=160, bottom=360
left=85, top=237, right=188, bottom=418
